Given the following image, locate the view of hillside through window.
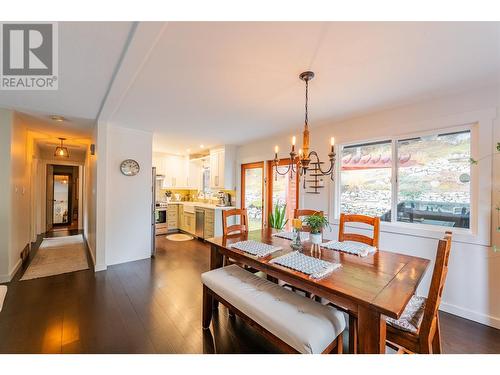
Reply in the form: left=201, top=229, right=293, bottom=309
left=340, top=130, right=471, bottom=228
left=340, top=141, right=393, bottom=221
left=397, top=131, right=471, bottom=228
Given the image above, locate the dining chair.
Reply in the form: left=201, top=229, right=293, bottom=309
left=338, top=213, right=380, bottom=248
left=294, top=209, right=324, bottom=232
left=222, top=208, right=249, bottom=267
left=222, top=208, right=248, bottom=236
left=385, top=231, right=452, bottom=354
left=331, top=213, right=381, bottom=353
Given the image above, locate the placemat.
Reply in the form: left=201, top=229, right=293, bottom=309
left=270, top=251, right=341, bottom=279
left=229, top=240, right=282, bottom=258
left=320, top=240, right=377, bottom=257
left=272, top=231, right=295, bottom=240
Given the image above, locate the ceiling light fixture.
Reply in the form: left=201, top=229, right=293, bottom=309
left=200, top=144, right=204, bottom=149
left=50, top=115, right=65, bottom=122
left=272, top=71, right=335, bottom=187
left=54, top=138, right=70, bottom=158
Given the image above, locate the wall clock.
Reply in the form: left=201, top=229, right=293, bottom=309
left=120, top=159, right=140, bottom=176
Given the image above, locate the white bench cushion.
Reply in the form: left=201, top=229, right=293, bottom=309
left=201, top=265, right=346, bottom=354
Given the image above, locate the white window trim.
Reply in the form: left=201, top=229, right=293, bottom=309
left=331, top=109, right=495, bottom=247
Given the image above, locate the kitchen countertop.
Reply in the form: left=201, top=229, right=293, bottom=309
left=160, top=201, right=235, bottom=210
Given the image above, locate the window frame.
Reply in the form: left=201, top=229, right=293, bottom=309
left=334, top=122, right=479, bottom=241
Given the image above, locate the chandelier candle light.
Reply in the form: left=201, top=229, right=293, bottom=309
left=272, top=71, right=336, bottom=187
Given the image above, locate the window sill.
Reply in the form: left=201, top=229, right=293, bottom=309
left=329, top=218, right=490, bottom=247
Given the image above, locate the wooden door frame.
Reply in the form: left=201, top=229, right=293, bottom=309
left=266, top=159, right=300, bottom=225
left=241, top=161, right=265, bottom=228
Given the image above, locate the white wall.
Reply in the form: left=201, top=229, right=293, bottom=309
left=84, top=127, right=97, bottom=266
left=10, top=114, right=31, bottom=275
left=0, top=110, right=33, bottom=282
left=0, top=109, right=13, bottom=282
left=102, top=124, right=153, bottom=266
left=237, top=85, right=500, bottom=328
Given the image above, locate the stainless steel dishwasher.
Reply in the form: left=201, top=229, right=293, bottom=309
left=195, top=207, right=205, bottom=239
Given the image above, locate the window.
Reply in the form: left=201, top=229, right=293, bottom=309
left=397, top=131, right=471, bottom=228
left=340, top=140, right=392, bottom=221
left=339, top=129, right=471, bottom=229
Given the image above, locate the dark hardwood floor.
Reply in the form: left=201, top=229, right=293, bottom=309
left=0, top=233, right=499, bottom=354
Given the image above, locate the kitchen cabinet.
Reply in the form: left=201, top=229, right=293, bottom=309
left=209, top=145, right=236, bottom=190
left=167, top=204, right=178, bottom=230
left=204, top=208, right=215, bottom=239
left=187, top=159, right=202, bottom=190
left=153, top=153, right=188, bottom=189
left=183, top=212, right=196, bottom=235
left=179, top=206, right=185, bottom=231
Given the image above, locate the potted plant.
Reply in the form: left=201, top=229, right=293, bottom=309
left=268, top=202, right=288, bottom=230
left=303, top=214, right=330, bottom=245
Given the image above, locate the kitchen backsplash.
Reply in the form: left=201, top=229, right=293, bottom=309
left=156, top=187, right=235, bottom=204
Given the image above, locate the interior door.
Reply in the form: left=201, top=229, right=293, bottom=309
left=241, top=162, right=265, bottom=230
left=46, top=164, right=54, bottom=231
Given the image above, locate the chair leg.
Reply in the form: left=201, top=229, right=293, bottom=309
left=336, top=333, right=343, bottom=354
left=348, top=315, right=358, bottom=354
left=202, top=285, right=213, bottom=329
left=432, top=315, right=442, bottom=354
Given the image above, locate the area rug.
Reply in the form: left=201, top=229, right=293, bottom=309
left=166, top=233, right=194, bottom=241
left=20, top=234, right=89, bottom=281
left=0, top=285, right=6, bottom=312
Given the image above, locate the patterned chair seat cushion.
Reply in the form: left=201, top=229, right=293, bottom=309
left=386, top=295, right=426, bottom=334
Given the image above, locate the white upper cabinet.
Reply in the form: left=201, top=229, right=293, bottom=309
left=209, top=145, right=236, bottom=190
left=153, top=153, right=187, bottom=189
left=187, top=159, right=202, bottom=190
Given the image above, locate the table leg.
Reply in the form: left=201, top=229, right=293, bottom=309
left=202, top=285, right=213, bottom=329
left=210, top=244, right=224, bottom=309
left=357, top=305, right=386, bottom=354
left=210, top=244, right=224, bottom=270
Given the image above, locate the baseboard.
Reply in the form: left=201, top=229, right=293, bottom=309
left=440, top=302, right=500, bottom=330
left=0, top=258, right=22, bottom=283
left=84, top=236, right=96, bottom=266
left=94, top=263, right=107, bottom=272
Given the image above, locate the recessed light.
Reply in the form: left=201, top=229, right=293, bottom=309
left=50, top=115, right=65, bottom=122
left=200, top=144, right=204, bottom=149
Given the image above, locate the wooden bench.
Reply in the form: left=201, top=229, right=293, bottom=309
left=201, top=264, right=346, bottom=354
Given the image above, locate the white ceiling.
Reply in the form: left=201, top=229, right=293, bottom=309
left=1, top=22, right=499, bottom=154
left=0, top=21, right=134, bottom=135
left=107, top=22, right=500, bottom=154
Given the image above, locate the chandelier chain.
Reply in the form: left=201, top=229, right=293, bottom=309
left=305, top=79, right=308, bottom=126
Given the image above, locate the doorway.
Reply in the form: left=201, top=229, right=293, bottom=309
left=46, top=165, right=80, bottom=232
left=241, top=162, right=265, bottom=230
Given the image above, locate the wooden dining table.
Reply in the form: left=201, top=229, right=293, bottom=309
left=205, top=228, right=430, bottom=354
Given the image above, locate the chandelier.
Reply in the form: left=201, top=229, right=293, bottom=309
left=272, top=71, right=335, bottom=186
left=54, top=137, right=70, bottom=158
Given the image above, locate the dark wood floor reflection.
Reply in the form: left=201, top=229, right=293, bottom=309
left=1, top=234, right=499, bottom=354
